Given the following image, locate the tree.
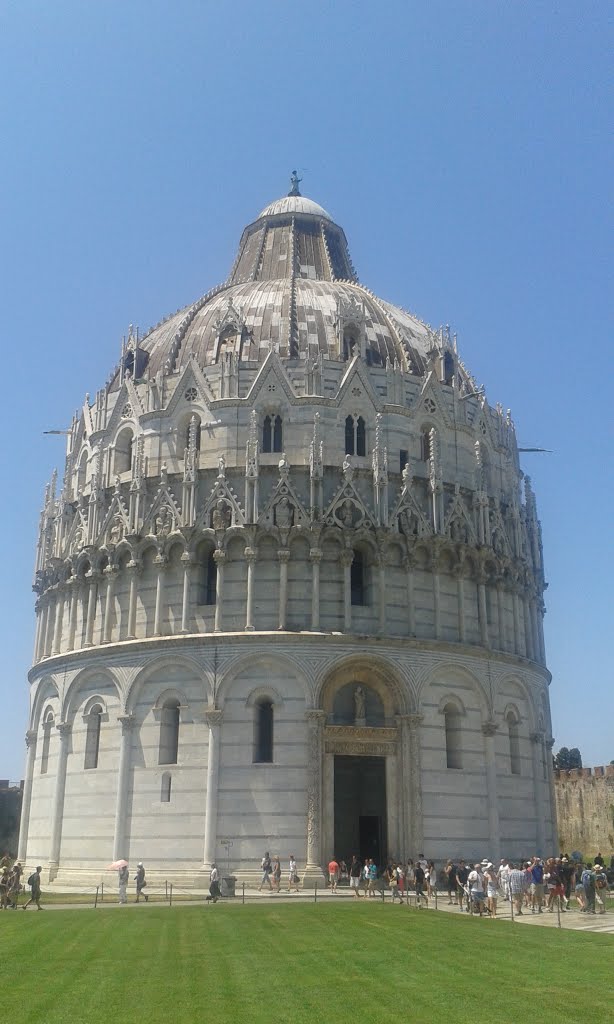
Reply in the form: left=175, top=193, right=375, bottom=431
left=554, top=746, right=583, bottom=770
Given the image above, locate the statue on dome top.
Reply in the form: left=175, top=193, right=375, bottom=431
left=288, top=170, right=302, bottom=197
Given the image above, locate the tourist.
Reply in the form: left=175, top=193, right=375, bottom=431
left=594, top=863, right=608, bottom=914
left=426, top=861, right=436, bottom=898
left=135, top=862, right=148, bottom=902
left=456, top=860, right=469, bottom=911
left=271, top=856, right=282, bottom=892
left=349, top=855, right=362, bottom=898
left=288, top=855, right=300, bottom=893
left=23, top=866, right=43, bottom=910
left=206, top=863, right=221, bottom=902
left=339, top=860, right=349, bottom=886
left=467, top=863, right=486, bottom=917
left=444, top=860, right=457, bottom=904
left=581, top=863, right=596, bottom=914
left=414, top=860, right=426, bottom=907
left=544, top=858, right=565, bottom=912
left=328, top=856, right=340, bottom=893
left=367, top=859, right=378, bottom=898
left=594, top=851, right=604, bottom=867
left=362, top=858, right=371, bottom=895
left=508, top=863, right=528, bottom=915
left=498, top=858, right=511, bottom=901
left=259, top=852, right=272, bottom=891
left=118, top=863, right=129, bottom=904
left=8, top=862, right=22, bottom=908
left=560, top=856, right=575, bottom=902
left=529, top=857, right=544, bottom=914
left=484, top=862, right=498, bottom=917
left=0, top=867, right=9, bottom=909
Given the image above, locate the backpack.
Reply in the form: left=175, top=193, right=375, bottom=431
left=581, top=869, right=593, bottom=887
left=28, top=873, right=38, bottom=887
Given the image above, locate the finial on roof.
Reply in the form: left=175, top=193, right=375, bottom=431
left=288, top=170, right=302, bottom=197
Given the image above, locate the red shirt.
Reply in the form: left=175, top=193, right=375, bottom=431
left=328, top=860, right=339, bottom=875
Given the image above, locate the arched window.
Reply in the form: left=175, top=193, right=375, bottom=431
left=262, top=415, right=272, bottom=453
left=345, top=415, right=367, bottom=457
left=40, top=711, right=54, bottom=775
left=356, top=416, right=366, bottom=457
left=84, top=704, right=102, bottom=770
left=262, top=415, right=283, bottom=453
left=254, top=699, right=273, bottom=763
left=507, top=712, right=521, bottom=775
left=114, top=428, right=134, bottom=475
left=351, top=550, right=366, bottom=606
left=161, top=772, right=172, bottom=803
left=420, top=428, right=431, bottom=463
left=158, top=699, right=180, bottom=765
left=273, top=415, right=283, bottom=452
left=365, top=347, right=383, bottom=367
left=444, top=703, right=462, bottom=769
left=442, top=351, right=455, bottom=385
left=205, top=549, right=217, bottom=605
left=76, top=451, right=88, bottom=494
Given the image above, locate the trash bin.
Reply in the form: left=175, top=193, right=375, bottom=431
left=221, top=876, right=236, bottom=898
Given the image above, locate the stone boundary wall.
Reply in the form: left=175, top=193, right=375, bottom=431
left=554, top=765, right=614, bottom=856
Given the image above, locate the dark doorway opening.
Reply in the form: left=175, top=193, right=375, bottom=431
left=333, top=755, right=387, bottom=867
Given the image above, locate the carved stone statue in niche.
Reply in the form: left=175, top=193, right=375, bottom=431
left=450, top=516, right=468, bottom=544
left=217, top=455, right=226, bottom=479
left=154, top=505, right=173, bottom=538
left=275, top=496, right=294, bottom=530
left=339, top=499, right=355, bottom=528
left=342, top=454, right=353, bottom=482
left=109, top=515, right=124, bottom=545
left=278, top=453, right=289, bottom=479
left=400, top=509, right=418, bottom=538
left=354, top=686, right=366, bottom=725
left=212, top=498, right=231, bottom=532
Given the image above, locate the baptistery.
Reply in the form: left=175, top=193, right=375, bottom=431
left=20, top=176, right=556, bottom=884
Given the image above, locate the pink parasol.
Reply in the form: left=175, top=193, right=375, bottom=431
left=108, top=859, right=129, bottom=869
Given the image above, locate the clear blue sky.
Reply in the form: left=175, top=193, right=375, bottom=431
left=1, top=1, right=611, bottom=782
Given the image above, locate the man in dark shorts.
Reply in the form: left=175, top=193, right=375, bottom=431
left=23, top=866, right=43, bottom=910
left=445, top=860, right=458, bottom=904
left=414, top=861, right=426, bottom=906
left=349, top=855, right=362, bottom=898
left=456, top=860, right=469, bottom=911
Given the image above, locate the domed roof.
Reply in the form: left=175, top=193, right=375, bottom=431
left=257, top=195, right=333, bottom=220
left=111, top=183, right=436, bottom=388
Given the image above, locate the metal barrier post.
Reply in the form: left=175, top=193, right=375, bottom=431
left=101, top=881, right=104, bottom=902
left=510, top=896, right=514, bottom=922
left=381, top=884, right=385, bottom=903
left=314, top=883, right=317, bottom=903
left=169, top=883, right=173, bottom=906
left=242, top=882, right=245, bottom=905
left=557, top=896, right=561, bottom=928
left=94, top=885, right=99, bottom=909
left=435, top=887, right=438, bottom=910
left=165, top=880, right=168, bottom=902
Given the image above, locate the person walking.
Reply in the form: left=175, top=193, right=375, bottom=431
left=0, top=867, right=9, bottom=909
left=594, top=863, right=608, bottom=914
left=23, top=866, right=43, bottom=910
left=8, top=862, right=23, bottom=909
left=135, top=862, right=148, bottom=902
left=367, top=859, right=378, bottom=898
left=456, top=860, right=469, bottom=911
left=118, top=863, right=129, bottom=904
left=445, top=860, right=457, bottom=904
left=414, top=861, right=427, bottom=907
left=349, top=855, right=362, bottom=898
left=271, top=856, right=282, bottom=893
left=508, top=863, right=528, bottom=915
left=206, top=863, right=221, bottom=902
left=484, top=862, right=498, bottom=917
left=259, top=852, right=272, bottom=891
left=328, top=857, right=340, bottom=893
left=581, top=863, right=597, bottom=914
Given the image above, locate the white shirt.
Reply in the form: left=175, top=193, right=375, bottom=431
left=468, top=870, right=484, bottom=892
left=210, top=866, right=219, bottom=882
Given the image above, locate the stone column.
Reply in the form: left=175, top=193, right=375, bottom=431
left=482, top=721, right=500, bottom=862
left=180, top=553, right=193, bottom=633
left=42, top=597, right=53, bottom=657
left=33, top=604, right=43, bottom=663
left=113, top=714, right=135, bottom=860
left=404, top=557, right=415, bottom=637
left=52, top=590, right=64, bottom=655
left=278, top=549, right=290, bottom=630
left=530, top=731, right=546, bottom=856
left=310, top=549, right=322, bottom=630
left=213, top=550, right=226, bottom=633
left=303, top=709, right=326, bottom=883
left=496, top=581, right=505, bottom=651
left=127, top=562, right=139, bottom=640
left=407, top=713, right=423, bottom=858
left=455, top=568, right=466, bottom=643
left=103, top=567, right=117, bottom=643
left=396, top=715, right=412, bottom=858
left=340, top=550, right=353, bottom=632
left=153, top=557, right=167, bottom=636
left=377, top=557, right=386, bottom=635
left=48, top=721, right=71, bottom=879
left=17, top=730, right=38, bottom=862
left=84, top=573, right=98, bottom=647
left=244, top=547, right=256, bottom=631
left=523, top=594, right=534, bottom=660
left=432, top=563, right=441, bottom=640
left=68, top=580, right=79, bottom=651
left=202, top=709, right=223, bottom=870
left=35, top=599, right=48, bottom=660
left=512, top=587, right=523, bottom=656
left=531, top=598, right=541, bottom=664
left=477, top=573, right=489, bottom=647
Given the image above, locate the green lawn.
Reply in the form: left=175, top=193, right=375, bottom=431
left=2, top=903, right=612, bottom=1024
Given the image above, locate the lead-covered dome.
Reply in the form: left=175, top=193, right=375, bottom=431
left=110, top=184, right=435, bottom=388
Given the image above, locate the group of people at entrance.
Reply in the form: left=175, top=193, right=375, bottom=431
left=258, top=852, right=300, bottom=892
left=116, top=861, right=148, bottom=904
left=0, top=856, right=40, bottom=910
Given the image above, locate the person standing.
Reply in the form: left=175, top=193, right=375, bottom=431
left=467, top=864, right=486, bottom=916
left=118, top=863, right=129, bottom=904
left=349, top=855, right=362, bottom=898
left=581, top=863, right=596, bottom=914
left=529, top=858, right=544, bottom=914
left=456, top=860, right=469, bottom=911
left=271, top=856, right=282, bottom=893
left=445, top=860, right=457, bottom=904
left=8, top=862, right=23, bottom=909
left=288, top=855, right=300, bottom=893
left=367, top=859, right=378, bottom=898
left=23, top=866, right=43, bottom=910
left=594, top=863, right=608, bottom=914
left=483, top=862, right=498, bottom=917
left=508, top=863, right=528, bottom=915
left=414, top=861, right=426, bottom=907
left=328, top=856, right=340, bottom=893
left=0, top=867, right=9, bottom=909
left=135, top=862, right=148, bottom=902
